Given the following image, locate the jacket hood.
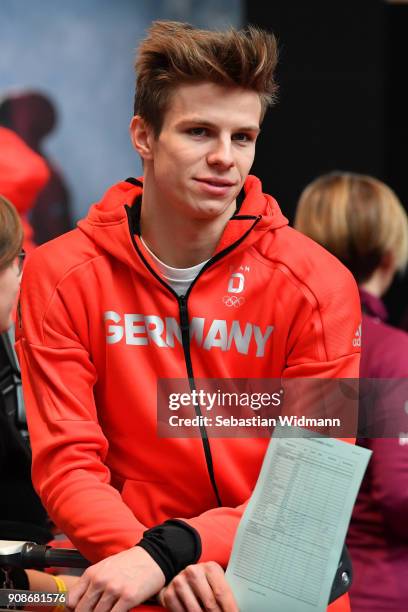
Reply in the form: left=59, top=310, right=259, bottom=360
left=78, top=175, right=288, bottom=268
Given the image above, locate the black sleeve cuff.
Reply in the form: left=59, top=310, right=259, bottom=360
left=137, top=519, right=202, bottom=584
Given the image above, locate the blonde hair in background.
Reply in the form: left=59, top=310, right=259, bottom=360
left=294, top=172, right=408, bottom=283
left=0, top=195, right=23, bottom=270
left=134, top=20, right=278, bottom=136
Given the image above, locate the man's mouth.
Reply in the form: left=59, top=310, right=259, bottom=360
left=194, top=177, right=236, bottom=187
left=193, top=178, right=236, bottom=197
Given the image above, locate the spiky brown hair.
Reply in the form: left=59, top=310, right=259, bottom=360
left=134, top=21, right=278, bottom=135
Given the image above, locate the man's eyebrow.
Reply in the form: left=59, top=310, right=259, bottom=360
left=176, top=118, right=260, bottom=133
left=235, top=125, right=261, bottom=134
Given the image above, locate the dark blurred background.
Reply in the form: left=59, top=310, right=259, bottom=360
left=245, top=0, right=408, bottom=325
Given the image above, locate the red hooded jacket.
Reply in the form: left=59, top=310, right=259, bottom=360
left=16, top=176, right=360, bottom=611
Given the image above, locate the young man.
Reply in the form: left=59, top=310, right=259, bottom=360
left=16, top=21, right=361, bottom=612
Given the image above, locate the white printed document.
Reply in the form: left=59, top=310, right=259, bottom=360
left=226, top=425, right=371, bottom=612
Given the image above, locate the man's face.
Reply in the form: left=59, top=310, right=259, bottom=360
left=136, top=82, right=262, bottom=221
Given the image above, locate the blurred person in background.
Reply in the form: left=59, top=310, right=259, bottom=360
left=0, top=125, right=49, bottom=251
left=295, top=171, right=408, bottom=612
left=0, top=91, right=74, bottom=244
left=0, top=123, right=75, bottom=592
left=0, top=192, right=49, bottom=560
left=0, top=194, right=77, bottom=595
left=0, top=125, right=50, bottom=535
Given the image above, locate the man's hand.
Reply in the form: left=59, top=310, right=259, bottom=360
left=158, top=562, right=238, bottom=612
left=67, top=546, right=165, bottom=611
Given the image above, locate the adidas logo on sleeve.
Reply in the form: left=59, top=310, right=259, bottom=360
left=353, top=324, right=362, bottom=347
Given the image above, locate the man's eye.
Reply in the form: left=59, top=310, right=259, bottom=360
left=232, top=133, right=251, bottom=142
left=188, top=128, right=207, bottom=137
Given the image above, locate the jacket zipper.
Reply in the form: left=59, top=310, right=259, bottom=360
left=126, top=205, right=262, bottom=506
left=178, top=293, right=222, bottom=506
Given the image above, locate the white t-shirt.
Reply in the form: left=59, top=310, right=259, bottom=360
left=140, top=236, right=209, bottom=296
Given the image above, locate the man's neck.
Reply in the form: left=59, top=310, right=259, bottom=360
left=139, top=182, right=235, bottom=268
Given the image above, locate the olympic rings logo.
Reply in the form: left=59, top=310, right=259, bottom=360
left=222, top=295, right=245, bottom=308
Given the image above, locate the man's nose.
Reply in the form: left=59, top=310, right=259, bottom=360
left=207, top=138, right=234, bottom=169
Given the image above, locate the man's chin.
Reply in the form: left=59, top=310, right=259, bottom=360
left=191, top=197, right=237, bottom=221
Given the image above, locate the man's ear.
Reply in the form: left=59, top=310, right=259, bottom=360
left=130, top=115, right=154, bottom=161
